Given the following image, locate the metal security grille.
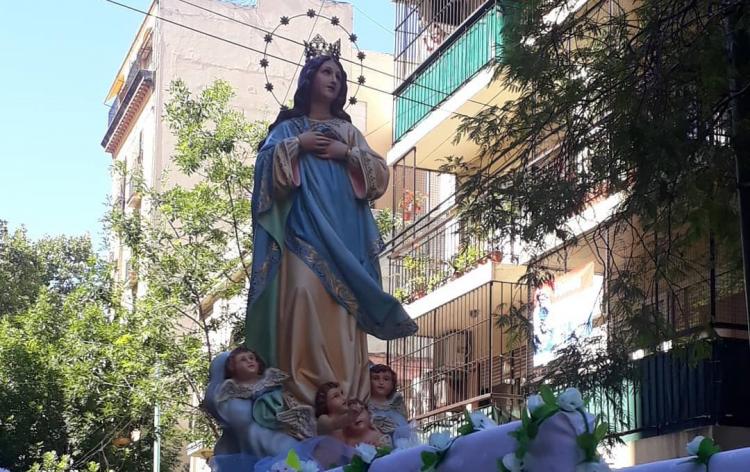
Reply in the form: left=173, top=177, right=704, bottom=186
left=387, top=280, right=531, bottom=430
left=393, top=1, right=502, bottom=141
left=394, top=0, right=493, bottom=82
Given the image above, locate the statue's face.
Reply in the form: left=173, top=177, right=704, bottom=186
left=349, top=407, right=371, bottom=434
left=371, top=371, right=393, bottom=399
left=326, top=386, right=347, bottom=414
left=232, top=351, right=260, bottom=381
left=311, top=59, right=343, bottom=105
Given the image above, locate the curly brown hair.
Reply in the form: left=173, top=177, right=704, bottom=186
left=225, top=346, right=266, bottom=379
left=370, top=364, right=397, bottom=398
left=315, top=381, right=340, bottom=418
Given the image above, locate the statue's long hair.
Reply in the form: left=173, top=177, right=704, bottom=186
left=258, top=55, right=351, bottom=150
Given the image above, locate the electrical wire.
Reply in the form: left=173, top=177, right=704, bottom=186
left=171, top=0, right=495, bottom=110
left=104, top=0, right=475, bottom=120
left=281, top=0, right=325, bottom=105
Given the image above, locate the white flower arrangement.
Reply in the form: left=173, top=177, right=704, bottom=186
left=428, top=431, right=453, bottom=452
left=501, top=452, right=525, bottom=472
left=556, top=387, right=585, bottom=412
left=526, top=394, right=545, bottom=416
left=686, top=435, right=721, bottom=469
left=469, top=411, right=497, bottom=431
left=501, top=386, right=610, bottom=472
left=687, top=435, right=705, bottom=456
left=394, top=434, right=422, bottom=451
left=270, top=449, right=320, bottom=472
left=299, top=461, right=320, bottom=472
left=270, top=462, right=296, bottom=472
left=354, top=443, right=378, bottom=464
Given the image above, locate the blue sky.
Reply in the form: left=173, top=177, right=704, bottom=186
left=0, top=0, right=394, bottom=245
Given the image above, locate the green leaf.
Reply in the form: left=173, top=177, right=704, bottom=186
left=521, top=406, right=531, bottom=428
left=344, top=456, right=367, bottom=472
left=458, top=423, right=474, bottom=436
left=286, top=449, right=302, bottom=469
left=420, top=451, right=439, bottom=471
left=697, top=437, right=721, bottom=463
left=531, top=404, right=559, bottom=422
left=594, top=421, right=609, bottom=442
left=539, top=385, right=557, bottom=406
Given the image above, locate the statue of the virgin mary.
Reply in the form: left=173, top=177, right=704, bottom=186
left=245, top=48, right=417, bottom=406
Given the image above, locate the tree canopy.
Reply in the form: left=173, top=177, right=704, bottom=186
left=447, top=0, right=750, bottom=432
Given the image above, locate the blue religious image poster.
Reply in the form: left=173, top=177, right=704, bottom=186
left=533, top=262, right=604, bottom=366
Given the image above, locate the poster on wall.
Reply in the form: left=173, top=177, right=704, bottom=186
left=533, top=262, right=604, bottom=366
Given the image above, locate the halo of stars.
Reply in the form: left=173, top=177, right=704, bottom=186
left=260, top=10, right=366, bottom=111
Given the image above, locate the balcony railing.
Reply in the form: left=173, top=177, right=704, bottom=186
left=587, top=338, right=750, bottom=437
left=386, top=214, right=505, bottom=303
left=395, top=0, right=496, bottom=82
left=102, top=69, right=154, bottom=153
left=387, top=280, right=531, bottom=429
left=393, top=2, right=502, bottom=141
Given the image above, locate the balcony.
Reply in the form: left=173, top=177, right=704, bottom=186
left=586, top=338, right=750, bottom=438
left=393, top=1, right=502, bottom=141
left=387, top=279, right=532, bottom=430
left=102, top=67, right=154, bottom=154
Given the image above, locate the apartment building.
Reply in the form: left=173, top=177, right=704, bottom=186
left=380, top=0, right=750, bottom=467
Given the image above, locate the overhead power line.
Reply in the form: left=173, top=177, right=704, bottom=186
left=172, top=0, right=496, bottom=110
left=104, top=0, right=480, bottom=121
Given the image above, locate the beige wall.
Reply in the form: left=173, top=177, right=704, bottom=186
left=154, top=0, right=356, bottom=191
left=107, top=0, right=397, bottom=286
left=607, top=425, right=750, bottom=467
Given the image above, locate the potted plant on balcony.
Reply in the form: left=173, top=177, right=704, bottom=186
left=403, top=254, right=429, bottom=301
left=488, top=248, right=503, bottom=263
left=394, top=287, right=408, bottom=303
left=399, top=190, right=427, bottom=223
left=450, top=245, right=482, bottom=277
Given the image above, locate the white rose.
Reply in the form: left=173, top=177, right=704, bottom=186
left=428, top=431, right=453, bottom=451
left=470, top=411, right=497, bottom=431
left=394, top=435, right=422, bottom=451
left=526, top=394, right=545, bottom=416
left=355, top=443, right=378, bottom=464
left=299, top=460, right=320, bottom=472
left=270, top=461, right=295, bottom=472
left=687, top=435, right=705, bottom=456
left=501, top=452, right=524, bottom=472
left=575, top=459, right=611, bottom=472
left=557, top=387, right=584, bottom=412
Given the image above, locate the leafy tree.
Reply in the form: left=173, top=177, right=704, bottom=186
left=1, top=79, right=263, bottom=470
left=0, top=224, right=95, bottom=317
left=447, top=0, right=750, bottom=434
left=106, top=79, right=265, bottom=450
left=0, top=226, right=162, bottom=471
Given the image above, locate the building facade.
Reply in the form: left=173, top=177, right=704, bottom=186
left=381, top=0, right=750, bottom=467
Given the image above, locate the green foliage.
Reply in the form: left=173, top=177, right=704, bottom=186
left=576, top=416, right=609, bottom=463
left=374, top=207, right=402, bottom=240
left=694, top=437, right=721, bottom=466
left=450, top=245, right=482, bottom=274
left=420, top=450, right=443, bottom=472
left=27, top=451, right=99, bottom=472
left=0, top=223, right=98, bottom=317
left=0, top=224, right=160, bottom=472
left=447, top=0, right=750, bottom=440
left=0, top=79, right=266, bottom=471
left=106, top=79, right=266, bottom=458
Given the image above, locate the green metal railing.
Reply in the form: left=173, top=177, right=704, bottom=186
left=393, top=5, right=503, bottom=142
